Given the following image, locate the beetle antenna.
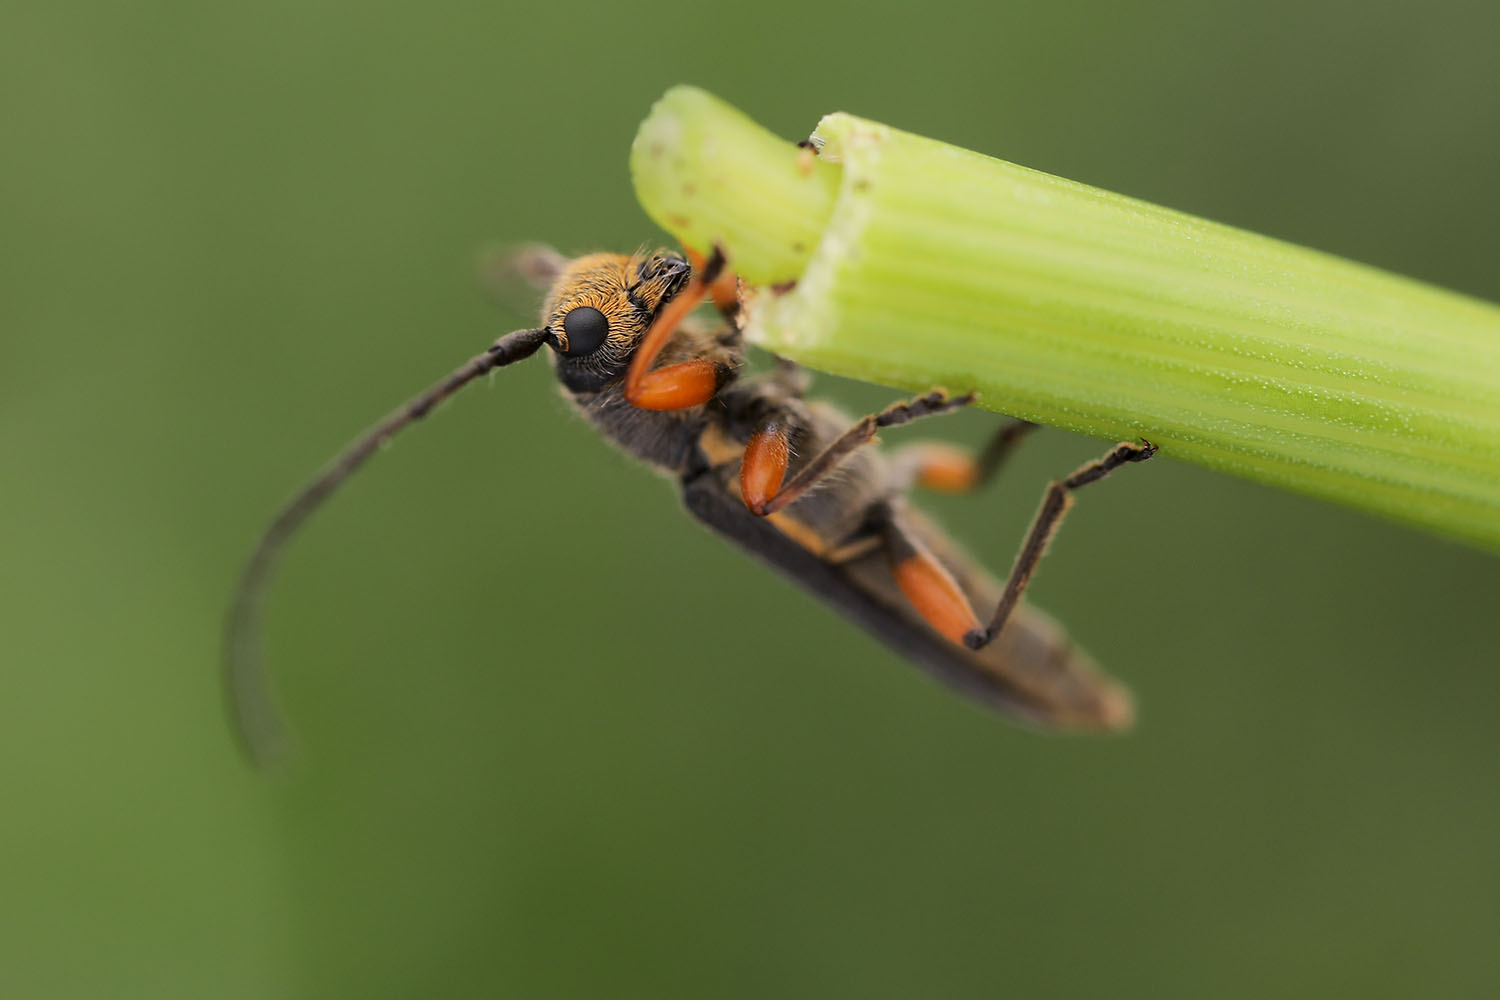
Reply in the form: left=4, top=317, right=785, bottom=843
left=225, top=327, right=550, bottom=767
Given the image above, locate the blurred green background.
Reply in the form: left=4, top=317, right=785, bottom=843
left=5, top=1, right=1499, bottom=996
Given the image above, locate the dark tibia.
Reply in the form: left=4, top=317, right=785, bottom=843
left=750, top=389, right=975, bottom=516
left=964, top=439, right=1157, bottom=651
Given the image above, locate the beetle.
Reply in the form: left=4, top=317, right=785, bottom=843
left=226, top=245, right=1155, bottom=763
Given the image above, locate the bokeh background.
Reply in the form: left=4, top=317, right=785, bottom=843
left=5, top=1, right=1499, bottom=996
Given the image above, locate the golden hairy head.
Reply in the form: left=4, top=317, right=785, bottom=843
left=540, top=251, right=690, bottom=361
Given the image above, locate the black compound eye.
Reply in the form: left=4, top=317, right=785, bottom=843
left=559, top=306, right=609, bottom=357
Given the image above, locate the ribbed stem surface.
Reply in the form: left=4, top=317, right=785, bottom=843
left=632, top=86, right=1500, bottom=552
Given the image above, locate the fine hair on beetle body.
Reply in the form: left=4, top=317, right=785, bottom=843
left=226, top=244, right=1156, bottom=765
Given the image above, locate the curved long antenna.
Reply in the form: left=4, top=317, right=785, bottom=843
left=225, top=327, right=550, bottom=767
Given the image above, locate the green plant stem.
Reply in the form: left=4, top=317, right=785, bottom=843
left=631, top=86, right=1500, bottom=552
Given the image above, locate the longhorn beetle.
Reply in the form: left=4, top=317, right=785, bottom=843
left=227, top=245, right=1155, bottom=763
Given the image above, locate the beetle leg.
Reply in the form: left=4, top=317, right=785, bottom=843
left=625, top=247, right=732, bottom=411
left=625, top=360, right=723, bottom=411
left=684, top=247, right=742, bottom=321
left=891, top=418, right=1039, bottom=493
left=741, top=389, right=975, bottom=516
left=883, top=517, right=985, bottom=646
left=963, top=439, right=1157, bottom=651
